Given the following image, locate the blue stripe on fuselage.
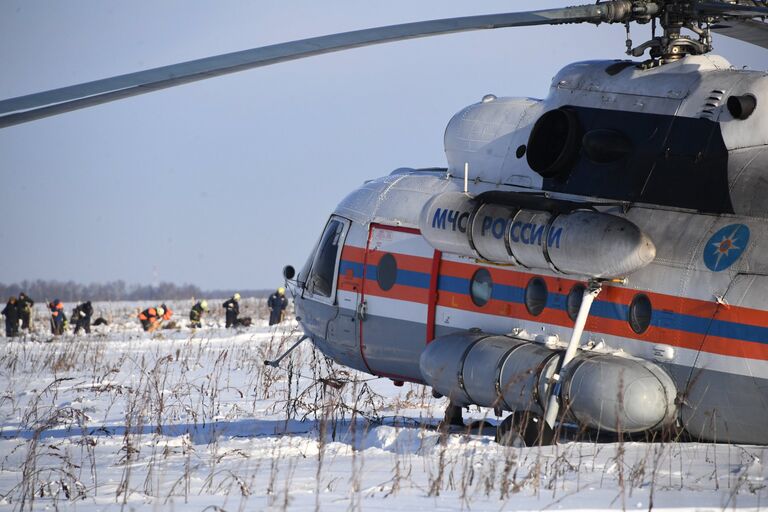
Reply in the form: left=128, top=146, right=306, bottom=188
left=339, top=260, right=364, bottom=278
left=340, top=260, right=431, bottom=289
left=340, top=259, right=768, bottom=345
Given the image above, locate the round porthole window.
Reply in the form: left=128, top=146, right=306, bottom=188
left=376, top=253, right=398, bottom=291
left=525, top=277, right=548, bottom=316
left=628, top=294, right=652, bottom=334
left=470, top=268, right=493, bottom=307
left=566, top=284, right=586, bottom=322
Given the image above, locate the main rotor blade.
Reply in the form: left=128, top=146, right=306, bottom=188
left=0, top=4, right=612, bottom=128
left=713, top=19, right=768, bottom=49
left=695, top=2, right=768, bottom=17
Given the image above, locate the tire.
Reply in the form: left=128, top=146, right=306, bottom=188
left=495, top=411, right=556, bottom=447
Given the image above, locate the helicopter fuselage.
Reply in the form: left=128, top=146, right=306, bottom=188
left=293, top=54, right=768, bottom=444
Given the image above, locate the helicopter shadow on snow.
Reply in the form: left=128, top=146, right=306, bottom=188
left=1, top=413, right=687, bottom=451
left=0, top=416, right=452, bottom=453
left=0, top=414, right=497, bottom=452
left=2, top=418, right=312, bottom=445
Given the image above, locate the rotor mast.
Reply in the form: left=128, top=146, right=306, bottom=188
left=622, top=1, right=713, bottom=61
left=620, top=1, right=766, bottom=62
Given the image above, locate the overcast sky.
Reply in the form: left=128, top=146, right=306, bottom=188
left=1, top=1, right=765, bottom=290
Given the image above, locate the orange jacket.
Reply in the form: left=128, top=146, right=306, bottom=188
left=50, top=301, right=64, bottom=317
left=138, top=307, right=159, bottom=322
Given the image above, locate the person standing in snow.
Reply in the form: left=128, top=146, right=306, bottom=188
left=2, top=297, right=20, bottom=337
left=189, top=300, right=208, bottom=329
left=49, top=299, right=67, bottom=335
left=222, top=293, right=240, bottom=328
left=267, top=287, right=288, bottom=326
left=72, top=300, right=93, bottom=334
left=17, top=292, right=34, bottom=331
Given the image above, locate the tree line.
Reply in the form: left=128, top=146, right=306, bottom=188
left=0, top=280, right=270, bottom=302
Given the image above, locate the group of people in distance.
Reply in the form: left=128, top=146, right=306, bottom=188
left=138, top=288, right=289, bottom=331
left=1, top=293, right=34, bottom=337
left=48, top=299, right=95, bottom=335
left=184, top=287, right=288, bottom=330
left=3, top=287, right=290, bottom=337
left=1, top=293, right=95, bottom=338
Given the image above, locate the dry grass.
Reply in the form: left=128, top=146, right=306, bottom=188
left=0, top=308, right=765, bottom=510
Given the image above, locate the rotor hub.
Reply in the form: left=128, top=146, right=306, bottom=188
left=657, top=36, right=709, bottom=60
left=603, top=0, right=768, bottom=63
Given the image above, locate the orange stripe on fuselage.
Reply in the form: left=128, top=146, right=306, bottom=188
left=336, top=243, right=768, bottom=360
left=363, top=282, right=429, bottom=303
left=344, top=244, right=430, bottom=273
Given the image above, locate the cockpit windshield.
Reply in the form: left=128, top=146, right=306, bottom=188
left=306, top=218, right=346, bottom=298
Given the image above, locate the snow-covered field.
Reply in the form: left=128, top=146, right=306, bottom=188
left=1, top=300, right=766, bottom=511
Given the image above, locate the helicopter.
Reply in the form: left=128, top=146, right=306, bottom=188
left=1, top=1, right=767, bottom=446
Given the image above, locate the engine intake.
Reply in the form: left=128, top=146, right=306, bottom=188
left=526, top=108, right=581, bottom=179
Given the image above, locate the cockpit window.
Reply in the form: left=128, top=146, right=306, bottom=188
left=307, top=219, right=345, bottom=298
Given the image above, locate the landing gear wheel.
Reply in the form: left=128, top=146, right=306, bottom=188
left=438, top=403, right=465, bottom=432
left=466, top=419, right=495, bottom=436
left=495, top=415, right=525, bottom=447
left=495, top=411, right=555, bottom=447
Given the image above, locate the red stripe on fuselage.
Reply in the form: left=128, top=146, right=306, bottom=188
left=337, top=242, right=768, bottom=361
left=343, top=244, right=430, bottom=272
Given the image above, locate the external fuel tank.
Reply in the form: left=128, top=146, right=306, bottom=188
left=420, top=332, right=677, bottom=434
left=419, top=192, right=656, bottom=279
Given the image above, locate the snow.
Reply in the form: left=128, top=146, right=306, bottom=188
left=1, top=300, right=767, bottom=510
